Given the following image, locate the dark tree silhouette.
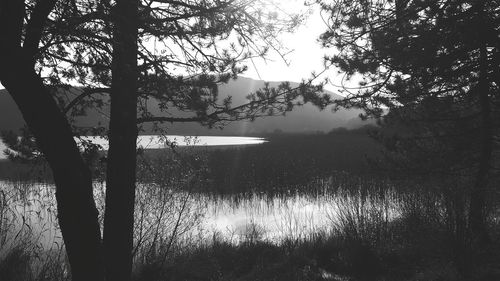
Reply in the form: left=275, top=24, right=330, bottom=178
left=317, top=0, right=500, bottom=244
left=1, top=1, right=327, bottom=280
left=103, top=1, right=139, bottom=281
left=0, top=1, right=105, bottom=280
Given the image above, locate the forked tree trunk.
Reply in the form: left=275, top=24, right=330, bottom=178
left=0, top=2, right=104, bottom=281
left=103, top=0, right=139, bottom=280
left=0, top=23, right=104, bottom=281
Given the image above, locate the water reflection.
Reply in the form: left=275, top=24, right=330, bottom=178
left=1, top=181, right=334, bottom=248
left=204, top=194, right=337, bottom=243
left=0, top=180, right=400, bottom=253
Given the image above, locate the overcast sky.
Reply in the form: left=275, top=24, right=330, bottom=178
left=243, top=2, right=329, bottom=82
left=1, top=1, right=342, bottom=93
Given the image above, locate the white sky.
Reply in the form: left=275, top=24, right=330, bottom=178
left=241, top=0, right=341, bottom=92
left=1, top=1, right=342, bottom=93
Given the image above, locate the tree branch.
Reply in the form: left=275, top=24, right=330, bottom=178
left=23, top=0, right=57, bottom=65
left=63, top=87, right=111, bottom=115
left=137, top=77, right=327, bottom=125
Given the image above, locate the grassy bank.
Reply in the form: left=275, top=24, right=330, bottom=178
left=2, top=175, right=500, bottom=280
left=130, top=178, right=500, bottom=281
left=1, top=132, right=500, bottom=280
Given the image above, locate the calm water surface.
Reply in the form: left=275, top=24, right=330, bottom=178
left=0, top=135, right=267, bottom=159
left=0, top=177, right=404, bottom=263
left=0, top=181, right=343, bottom=252
left=80, top=135, right=267, bottom=150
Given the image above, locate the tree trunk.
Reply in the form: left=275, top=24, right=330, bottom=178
left=103, top=0, right=139, bottom=280
left=0, top=2, right=104, bottom=281
left=468, top=41, right=492, bottom=245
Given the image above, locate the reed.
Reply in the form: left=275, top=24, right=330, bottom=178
left=0, top=133, right=499, bottom=280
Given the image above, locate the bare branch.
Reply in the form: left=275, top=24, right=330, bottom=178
left=63, top=87, right=111, bottom=115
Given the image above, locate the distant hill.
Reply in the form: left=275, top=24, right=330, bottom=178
left=0, top=76, right=371, bottom=136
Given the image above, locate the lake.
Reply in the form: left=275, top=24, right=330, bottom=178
left=0, top=133, right=401, bottom=263
left=0, top=135, right=267, bottom=159
left=0, top=179, right=400, bottom=255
